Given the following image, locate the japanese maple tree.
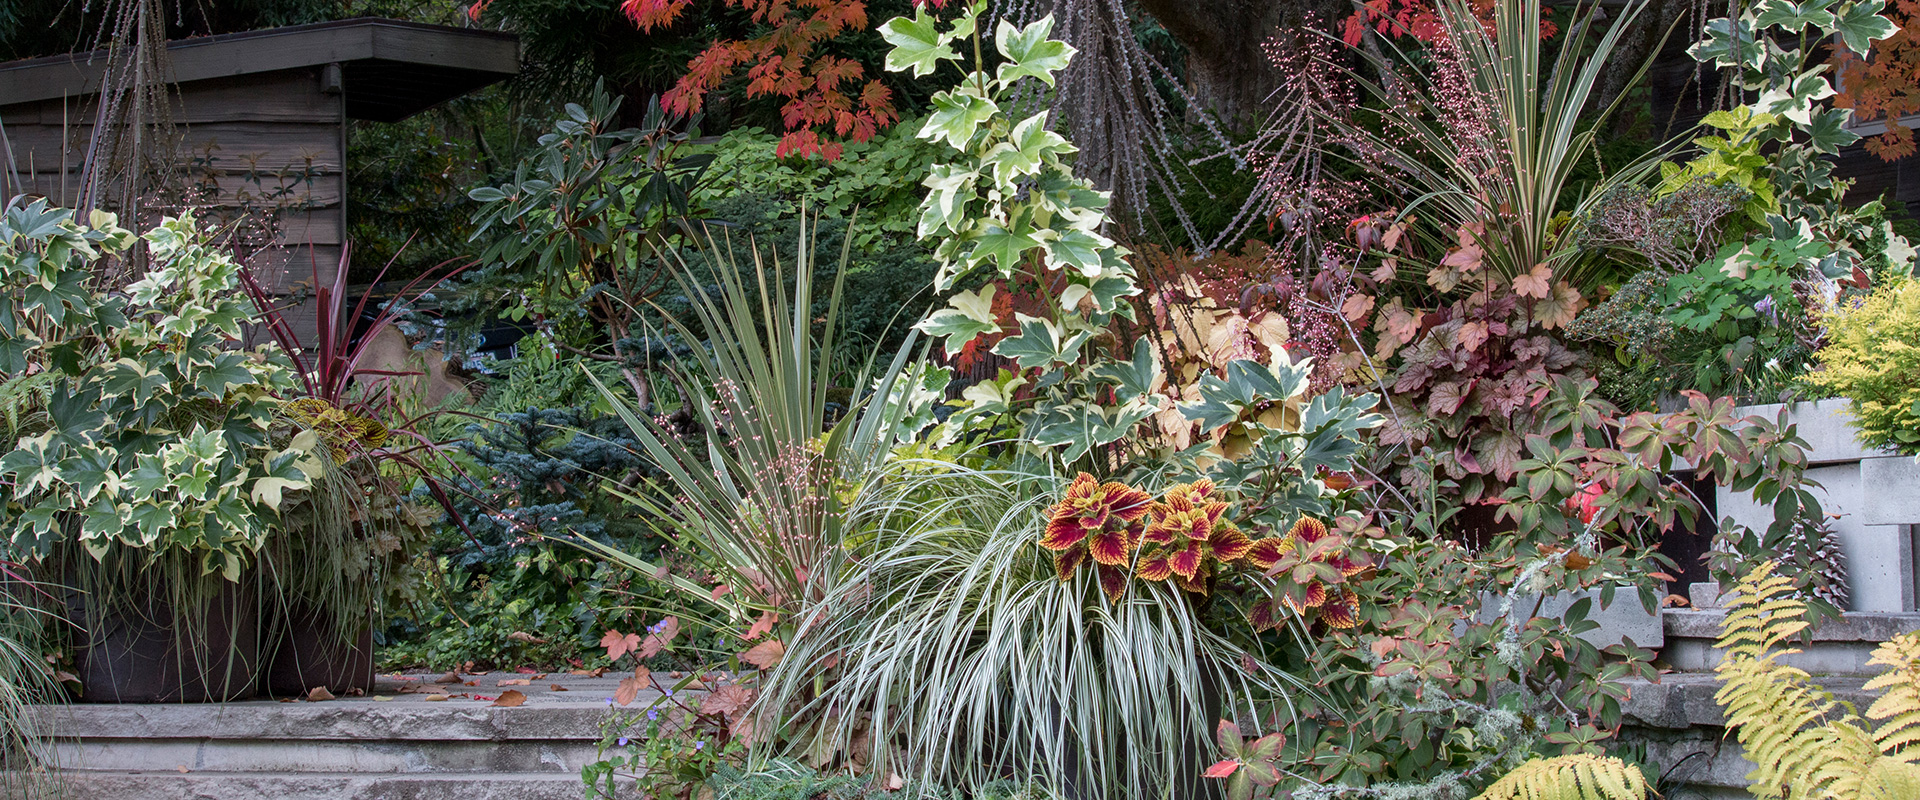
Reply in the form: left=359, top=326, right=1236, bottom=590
left=1836, top=0, right=1920, bottom=160
left=618, top=0, right=908, bottom=159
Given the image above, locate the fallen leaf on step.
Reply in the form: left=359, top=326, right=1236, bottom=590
left=463, top=680, right=478, bottom=687
left=307, top=687, right=335, bottom=702
left=498, top=679, right=531, bottom=686
left=493, top=690, right=527, bottom=708
left=549, top=684, right=568, bottom=692
left=423, top=694, right=450, bottom=701
left=433, top=672, right=462, bottom=684
left=615, top=668, right=651, bottom=706
left=373, top=696, right=393, bottom=702
left=176, top=766, right=189, bottom=774
left=345, top=688, right=365, bottom=697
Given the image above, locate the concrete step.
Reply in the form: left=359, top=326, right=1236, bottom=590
left=37, top=672, right=664, bottom=800
left=57, top=770, right=591, bottom=800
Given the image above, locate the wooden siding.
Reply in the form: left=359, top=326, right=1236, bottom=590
left=1, top=66, right=345, bottom=294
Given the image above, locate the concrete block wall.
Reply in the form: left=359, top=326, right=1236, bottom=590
left=1717, top=399, right=1920, bottom=612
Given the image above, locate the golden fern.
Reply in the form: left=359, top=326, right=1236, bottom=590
left=1716, top=562, right=1920, bottom=799
left=1473, top=754, right=1647, bottom=800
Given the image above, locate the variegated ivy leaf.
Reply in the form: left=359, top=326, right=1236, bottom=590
left=1026, top=399, right=1151, bottom=463
left=101, top=358, right=169, bottom=409
left=1753, top=0, right=1837, bottom=33
left=1182, top=358, right=1312, bottom=432
left=1088, top=339, right=1159, bottom=405
left=968, top=220, right=1044, bottom=274
left=880, top=10, right=963, bottom=80
left=127, top=501, right=173, bottom=544
left=919, top=87, right=1000, bottom=150
left=1689, top=16, right=1764, bottom=69
left=1, top=432, right=64, bottom=495
left=959, top=368, right=1027, bottom=414
left=980, top=112, right=1075, bottom=185
left=915, top=284, right=1000, bottom=346
left=1043, top=228, right=1110, bottom=278
left=1757, top=69, right=1835, bottom=125
left=80, top=496, right=127, bottom=539
left=1805, top=107, right=1860, bottom=154
left=994, top=16, right=1076, bottom=87
left=56, top=447, right=120, bottom=502
left=195, top=351, right=258, bottom=398
left=1833, top=0, right=1898, bottom=55
left=919, top=163, right=978, bottom=238
left=992, top=313, right=1091, bottom=370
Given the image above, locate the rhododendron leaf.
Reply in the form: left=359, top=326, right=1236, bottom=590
left=880, top=10, right=961, bottom=78
left=995, top=17, right=1076, bottom=86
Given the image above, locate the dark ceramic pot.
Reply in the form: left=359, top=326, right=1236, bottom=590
left=263, top=605, right=374, bottom=697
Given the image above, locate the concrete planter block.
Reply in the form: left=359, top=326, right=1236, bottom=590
left=1721, top=401, right=1920, bottom=612
left=1862, top=456, right=1920, bottom=526
left=1476, top=588, right=1663, bottom=649
left=1662, top=609, right=1920, bottom=674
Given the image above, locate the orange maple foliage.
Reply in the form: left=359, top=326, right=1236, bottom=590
left=1342, top=0, right=1553, bottom=47
left=1835, top=0, right=1920, bottom=161
left=618, top=0, right=899, bottom=159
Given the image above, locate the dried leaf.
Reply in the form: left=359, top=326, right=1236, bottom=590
left=432, top=672, right=462, bottom=684
left=639, top=617, right=682, bottom=658
left=550, top=684, right=569, bottom=691
left=600, top=630, right=642, bottom=662
left=701, top=684, right=756, bottom=717
left=743, top=610, right=779, bottom=642
left=740, top=639, right=786, bottom=670
left=506, top=631, right=547, bottom=644
left=306, top=687, right=335, bottom=702
left=492, top=690, right=527, bottom=708
left=615, top=667, right=651, bottom=706
left=1512, top=263, right=1551, bottom=299
left=498, top=679, right=531, bottom=686
left=423, top=694, right=450, bottom=702
left=1341, top=292, right=1375, bottom=322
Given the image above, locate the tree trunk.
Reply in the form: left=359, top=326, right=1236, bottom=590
left=1132, top=0, right=1347, bottom=131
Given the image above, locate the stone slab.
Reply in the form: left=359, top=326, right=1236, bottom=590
left=56, top=738, right=605, bottom=774
left=1862, top=457, right=1920, bottom=525
left=1734, top=399, right=1895, bottom=465
left=1475, top=588, right=1663, bottom=648
left=54, top=771, right=594, bottom=800
left=39, top=671, right=695, bottom=741
left=1662, top=610, right=1920, bottom=674
left=1619, top=674, right=1879, bottom=800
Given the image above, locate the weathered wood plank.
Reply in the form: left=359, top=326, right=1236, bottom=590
left=246, top=243, right=344, bottom=293
left=2, top=122, right=342, bottom=174
left=4, top=171, right=341, bottom=208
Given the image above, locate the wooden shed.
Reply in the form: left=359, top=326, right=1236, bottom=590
left=0, top=18, right=518, bottom=325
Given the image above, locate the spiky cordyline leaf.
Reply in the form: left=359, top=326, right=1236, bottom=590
left=581, top=214, right=924, bottom=633
left=1313, top=0, right=1674, bottom=290
left=756, top=464, right=1313, bottom=800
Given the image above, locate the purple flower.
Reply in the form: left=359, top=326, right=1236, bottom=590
left=693, top=741, right=705, bottom=751
left=617, top=737, right=629, bottom=746
left=647, top=709, right=659, bottom=720
left=1754, top=295, right=1779, bottom=322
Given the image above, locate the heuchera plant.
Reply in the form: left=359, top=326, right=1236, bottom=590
left=0, top=204, right=317, bottom=579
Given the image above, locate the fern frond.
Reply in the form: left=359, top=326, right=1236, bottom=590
left=1714, top=562, right=1871, bottom=799
left=1864, top=632, right=1920, bottom=760
left=1472, top=754, right=1648, bottom=800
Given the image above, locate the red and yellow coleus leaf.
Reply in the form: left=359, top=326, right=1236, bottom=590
left=1041, top=473, right=1151, bottom=602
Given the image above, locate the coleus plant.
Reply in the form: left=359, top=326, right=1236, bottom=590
left=0, top=204, right=318, bottom=579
